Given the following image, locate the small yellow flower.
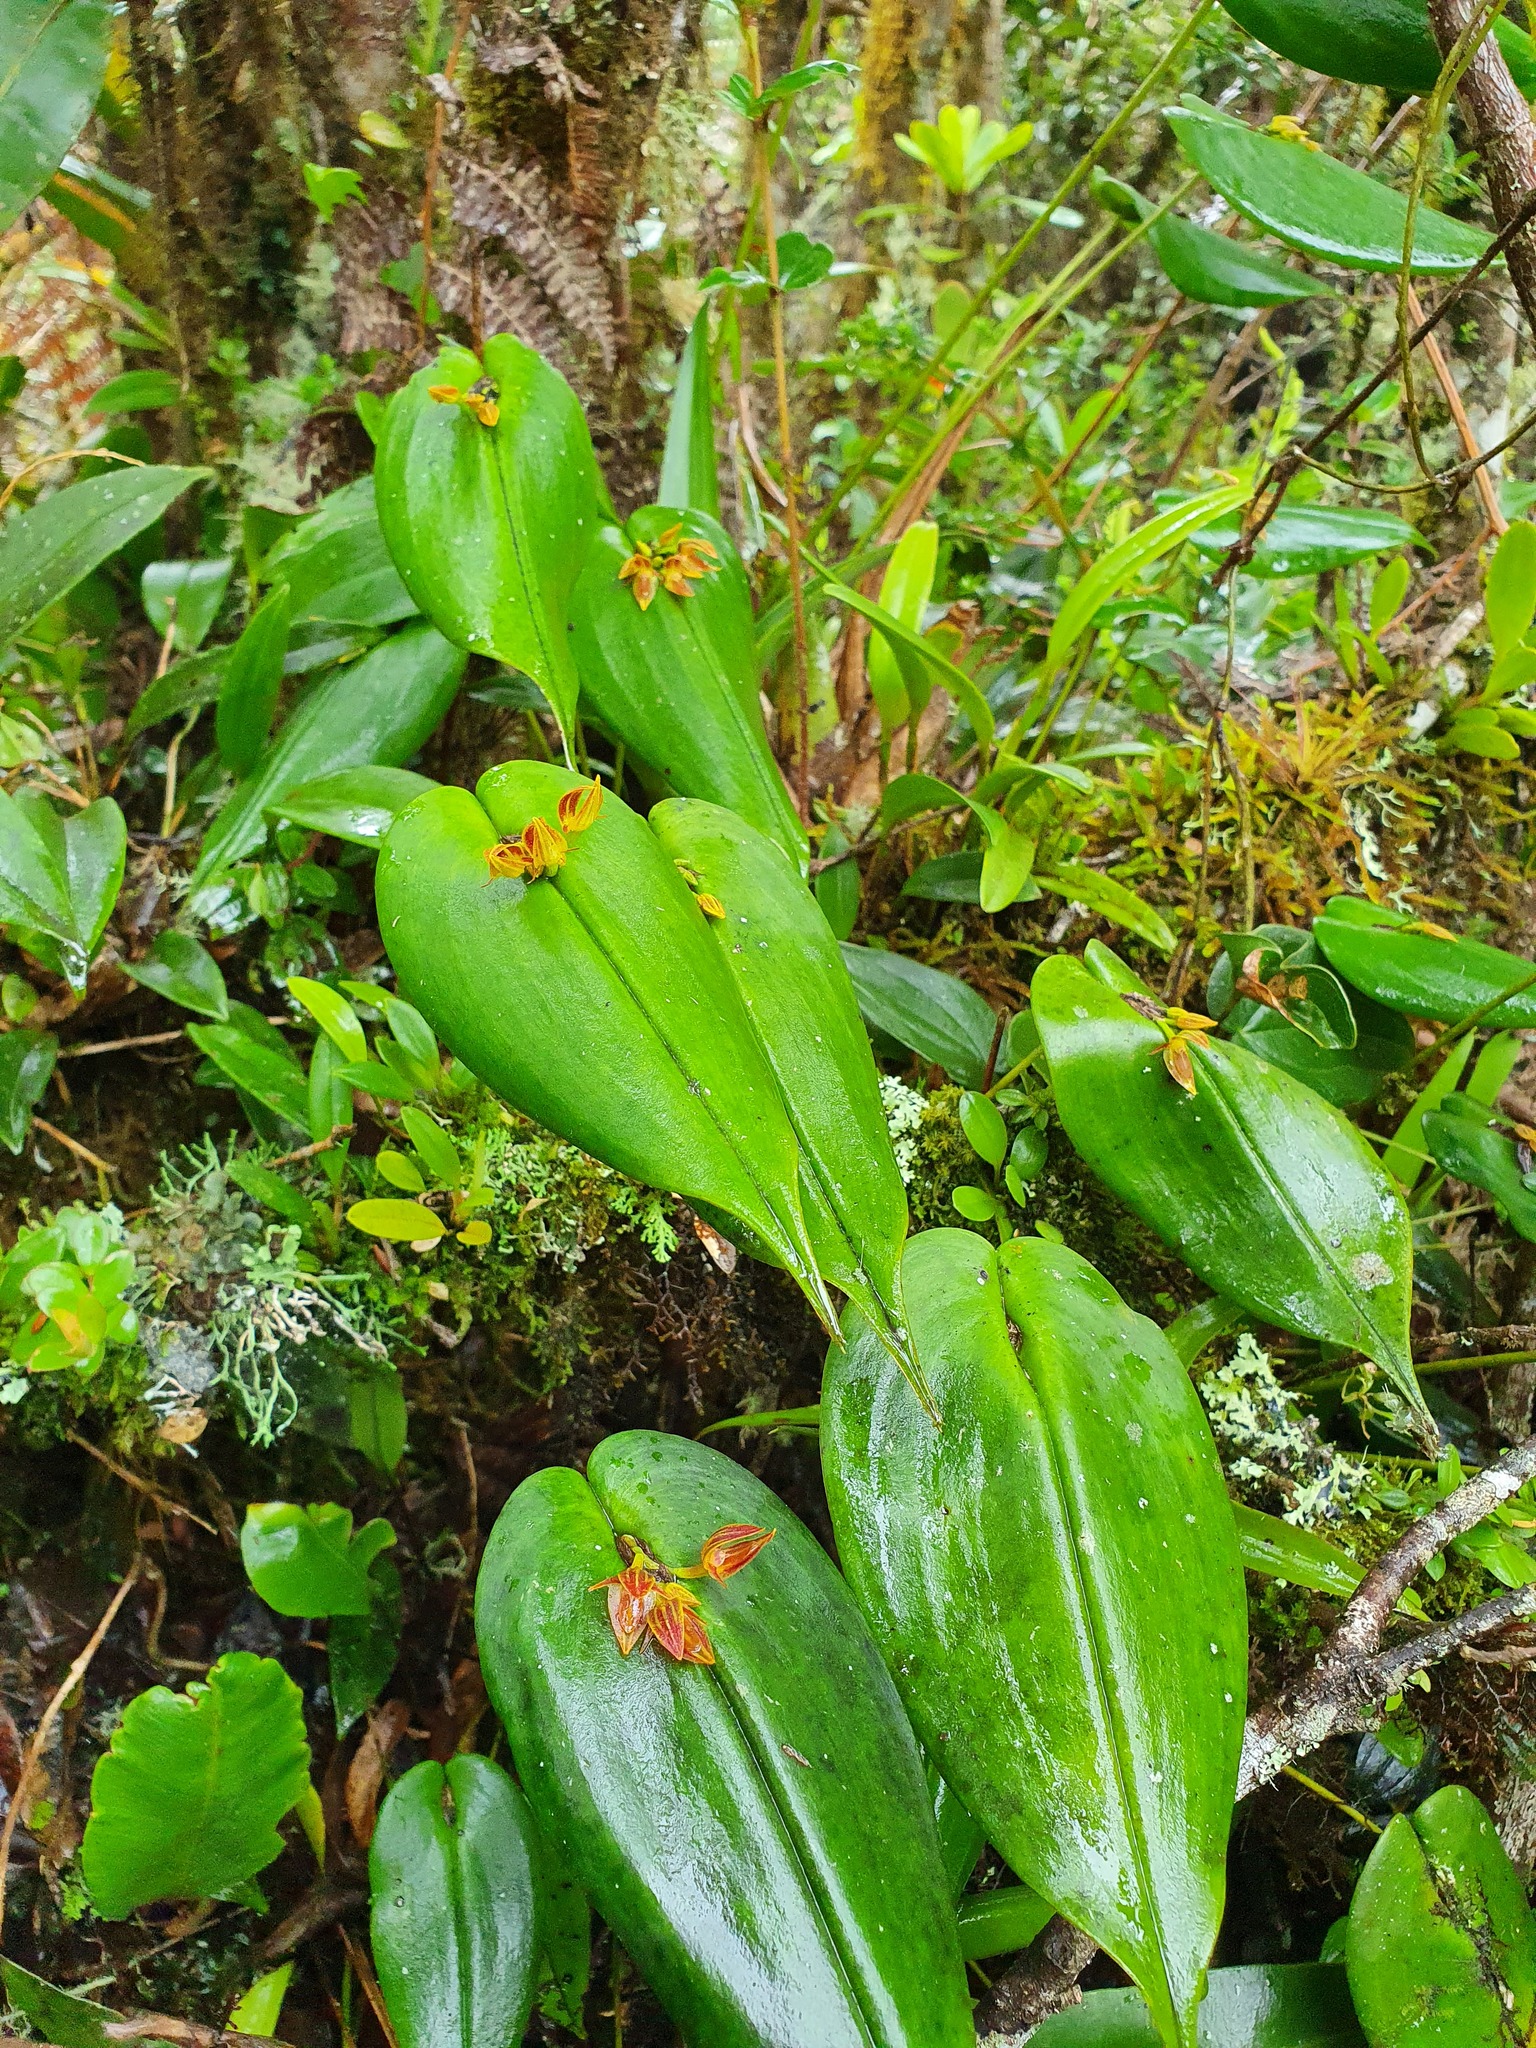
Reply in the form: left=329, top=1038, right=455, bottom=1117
left=557, top=779, right=604, bottom=834
left=1267, top=114, right=1320, bottom=150
left=428, top=379, right=500, bottom=428
left=482, top=815, right=567, bottom=883
left=696, top=893, right=726, bottom=920
left=619, top=524, right=721, bottom=610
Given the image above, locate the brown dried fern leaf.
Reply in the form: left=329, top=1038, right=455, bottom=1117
left=432, top=256, right=572, bottom=373
left=445, top=147, right=616, bottom=369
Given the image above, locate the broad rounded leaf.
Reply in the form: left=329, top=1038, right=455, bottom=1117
left=475, top=1429, right=975, bottom=2048
left=839, top=942, right=998, bottom=1087
left=371, top=1757, right=541, bottom=2048
left=191, top=622, right=465, bottom=882
left=82, top=1651, right=311, bottom=1918
left=1168, top=104, right=1491, bottom=274
left=376, top=336, right=602, bottom=749
left=1347, top=1787, right=1536, bottom=2048
left=570, top=510, right=804, bottom=864
left=122, top=930, right=229, bottom=1021
left=377, top=763, right=835, bottom=1327
left=347, top=1198, right=447, bottom=1243
left=0, top=466, right=208, bottom=657
left=1033, top=1963, right=1364, bottom=2048
left=240, top=1500, right=395, bottom=1618
left=0, top=0, right=113, bottom=232
left=1032, top=952, right=1426, bottom=1438
left=824, top=1232, right=1246, bottom=2048
left=1315, top=896, right=1536, bottom=1029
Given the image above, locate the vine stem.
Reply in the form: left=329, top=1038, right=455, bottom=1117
left=746, top=12, right=813, bottom=821
left=416, top=0, right=475, bottom=356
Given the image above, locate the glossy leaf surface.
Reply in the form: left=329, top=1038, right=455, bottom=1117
left=371, top=1756, right=541, bottom=2048
left=1186, top=503, right=1421, bottom=578
left=376, top=337, right=601, bottom=748
left=1315, top=897, right=1536, bottom=1029
left=216, top=582, right=291, bottom=776
left=1347, top=1786, right=1536, bottom=2048
left=330, top=1557, right=402, bottom=1736
left=0, top=1028, right=56, bottom=1154
left=0, top=792, right=126, bottom=993
left=1423, top=1096, right=1536, bottom=1244
left=1168, top=105, right=1491, bottom=273
left=570, top=509, right=804, bottom=863
left=0, top=0, right=113, bottom=231
left=824, top=1231, right=1246, bottom=2048
left=476, top=1429, right=974, bottom=2048
left=868, top=522, right=939, bottom=735
left=378, top=763, right=834, bottom=1324
left=1149, top=214, right=1324, bottom=308
left=265, top=765, right=436, bottom=848
left=651, top=800, right=918, bottom=1387
left=192, top=622, right=464, bottom=881
left=122, top=930, right=228, bottom=1020
left=82, top=1652, right=311, bottom=1917
left=1034, top=1964, right=1363, bottom=2048
left=240, top=1500, right=395, bottom=1617
left=659, top=307, right=719, bottom=517
left=262, top=477, right=419, bottom=628
left=1032, top=952, right=1425, bottom=1434
left=1219, top=0, right=1536, bottom=97
left=839, top=942, right=998, bottom=1086
left=0, top=466, right=207, bottom=656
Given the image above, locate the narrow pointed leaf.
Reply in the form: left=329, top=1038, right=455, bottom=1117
left=262, top=476, right=419, bottom=627
left=1047, top=486, right=1248, bottom=671
left=192, top=623, right=465, bottom=881
left=571, top=509, right=804, bottom=863
left=814, top=570, right=995, bottom=743
left=377, top=762, right=834, bottom=1325
left=868, top=523, right=939, bottom=736
left=824, top=1231, right=1246, bottom=2048
left=1032, top=952, right=1426, bottom=1436
left=217, top=582, right=291, bottom=775
left=1036, top=865, right=1175, bottom=953
left=371, top=1756, right=541, bottom=2048
left=0, top=0, right=114, bottom=231
left=0, top=466, right=208, bottom=656
left=1168, top=104, right=1491, bottom=273
left=475, top=1429, right=975, bottom=2048
left=659, top=307, right=719, bottom=517
left=265, top=765, right=436, bottom=847
left=1148, top=215, right=1326, bottom=307
left=839, top=943, right=998, bottom=1086
left=1186, top=503, right=1420, bottom=578
left=376, top=337, right=601, bottom=749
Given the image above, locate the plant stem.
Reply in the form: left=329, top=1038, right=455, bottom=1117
left=746, top=13, right=813, bottom=821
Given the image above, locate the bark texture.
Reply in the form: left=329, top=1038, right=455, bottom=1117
left=1428, top=0, right=1536, bottom=332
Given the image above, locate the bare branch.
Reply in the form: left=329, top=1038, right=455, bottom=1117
left=976, top=1916, right=1099, bottom=2040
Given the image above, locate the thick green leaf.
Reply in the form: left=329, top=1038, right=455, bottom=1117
left=122, top=930, right=229, bottom=1020
left=376, top=337, right=602, bottom=750
left=0, top=0, right=113, bottom=231
left=122, top=645, right=227, bottom=742
left=1485, top=520, right=1536, bottom=661
left=1221, top=991, right=1414, bottom=1109
left=902, top=849, right=983, bottom=902
left=534, top=1847, right=591, bottom=2035
left=1047, top=486, right=1249, bottom=671
left=188, top=1016, right=310, bottom=1130
left=217, top=582, right=292, bottom=776
left=659, top=307, right=719, bottom=517
left=141, top=557, right=233, bottom=653
left=0, top=1960, right=116, bottom=2048
left=86, top=369, right=183, bottom=415
left=288, top=975, right=366, bottom=1064
left=0, top=786, right=73, bottom=944
left=3, top=793, right=126, bottom=993
left=0, top=465, right=207, bottom=656
left=868, top=522, right=939, bottom=736
left=1168, top=104, right=1491, bottom=274
left=839, top=942, right=998, bottom=1086
left=228, top=1963, right=293, bottom=2037
left=378, top=763, right=835, bottom=1327
left=1233, top=1503, right=1365, bottom=1600
left=1315, top=896, right=1536, bottom=1029
left=651, top=799, right=927, bottom=1408
left=347, top=1196, right=446, bottom=1242
left=1423, top=1095, right=1536, bottom=1243
left=813, top=570, right=996, bottom=745
left=957, top=1886, right=1055, bottom=1962
left=330, top=1558, right=402, bottom=1737
left=261, top=476, right=419, bottom=629
left=1347, top=1787, right=1536, bottom=2048
left=1186, top=503, right=1421, bottom=578
left=240, top=1500, right=395, bottom=1617
left=1150, top=214, right=1325, bottom=308
left=191, top=622, right=465, bottom=882
left=1219, top=0, right=1536, bottom=98
left=371, top=1756, right=541, bottom=2048
left=570, top=508, right=804, bottom=864
left=1034, top=1964, right=1364, bottom=2048
left=1037, top=865, right=1176, bottom=953
left=475, top=1429, right=974, bottom=2048
left=265, top=765, right=435, bottom=848
left=825, top=1231, right=1245, bottom=2048
left=1032, top=952, right=1426, bottom=1438
left=81, top=1651, right=312, bottom=1918
left=0, top=1027, right=56, bottom=1153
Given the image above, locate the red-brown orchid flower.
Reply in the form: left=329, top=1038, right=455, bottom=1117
left=483, top=814, right=568, bottom=884
left=591, top=1522, right=773, bottom=1664
left=618, top=525, right=721, bottom=612
left=693, top=1523, right=776, bottom=1582
left=556, top=779, right=604, bottom=834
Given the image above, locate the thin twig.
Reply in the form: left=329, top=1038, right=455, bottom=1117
left=31, top=1115, right=118, bottom=1179
left=59, top=1031, right=186, bottom=1059
left=66, top=1432, right=217, bottom=1537
left=338, top=1926, right=400, bottom=2048
left=263, top=1126, right=353, bottom=1170
left=0, top=1560, right=142, bottom=1938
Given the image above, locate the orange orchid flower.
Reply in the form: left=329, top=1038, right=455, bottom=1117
left=591, top=1522, right=773, bottom=1664
left=556, top=779, right=604, bottom=834
left=482, top=814, right=568, bottom=884
left=695, top=1523, right=775, bottom=1581
left=618, top=526, right=721, bottom=611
